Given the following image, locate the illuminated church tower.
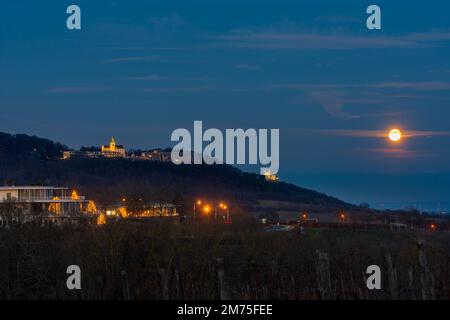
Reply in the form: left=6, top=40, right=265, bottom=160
left=109, top=137, right=116, bottom=151
left=101, top=137, right=126, bottom=158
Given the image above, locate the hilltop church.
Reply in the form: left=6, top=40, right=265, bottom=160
left=101, top=137, right=126, bottom=158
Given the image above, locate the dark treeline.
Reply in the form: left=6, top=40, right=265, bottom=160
left=0, top=132, right=67, bottom=160
left=0, top=220, right=449, bottom=300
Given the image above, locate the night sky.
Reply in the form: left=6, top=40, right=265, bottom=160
left=2, top=0, right=450, bottom=210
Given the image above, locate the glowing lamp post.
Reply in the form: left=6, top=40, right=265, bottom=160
left=202, top=204, right=212, bottom=216
left=215, top=202, right=225, bottom=221
left=193, top=200, right=202, bottom=218
left=222, top=204, right=231, bottom=223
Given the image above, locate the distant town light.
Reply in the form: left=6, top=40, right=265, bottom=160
left=263, top=170, right=279, bottom=182
left=338, top=211, right=347, bottom=222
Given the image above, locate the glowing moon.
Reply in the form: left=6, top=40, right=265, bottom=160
left=388, top=129, right=402, bottom=142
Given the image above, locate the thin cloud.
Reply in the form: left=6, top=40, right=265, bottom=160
left=148, top=13, right=188, bottom=30
left=104, top=56, right=160, bottom=63
left=364, top=148, right=439, bottom=159
left=234, top=64, right=261, bottom=71
left=268, top=81, right=450, bottom=91
left=404, top=131, right=450, bottom=138
left=369, top=81, right=450, bottom=91
left=291, top=92, right=403, bottom=120
left=210, top=32, right=420, bottom=50
left=309, top=92, right=360, bottom=120
left=315, top=15, right=361, bottom=24
left=138, top=86, right=215, bottom=93
left=121, top=75, right=170, bottom=81
left=285, top=128, right=450, bottom=139
left=208, top=29, right=450, bottom=51
left=48, top=86, right=110, bottom=94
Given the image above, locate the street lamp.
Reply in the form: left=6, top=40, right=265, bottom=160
left=220, top=203, right=230, bottom=223
left=224, top=205, right=230, bottom=223
left=216, top=202, right=225, bottom=220
left=202, top=204, right=212, bottom=216
left=193, top=200, right=202, bottom=218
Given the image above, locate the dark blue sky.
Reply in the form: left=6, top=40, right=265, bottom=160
left=2, top=1, right=450, bottom=210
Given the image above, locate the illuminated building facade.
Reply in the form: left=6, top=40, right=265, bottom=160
left=101, top=137, right=126, bottom=158
left=136, top=150, right=172, bottom=162
left=0, top=186, right=93, bottom=226
left=105, top=202, right=179, bottom=218
left=263, top=170, right=279, bottom=182
left=61, top=137, right=171, bottom=162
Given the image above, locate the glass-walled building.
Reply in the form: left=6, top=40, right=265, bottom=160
left=0, top=186, right=92, bottom=226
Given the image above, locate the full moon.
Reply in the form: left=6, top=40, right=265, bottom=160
left=388, top=129, right=402, bottom=142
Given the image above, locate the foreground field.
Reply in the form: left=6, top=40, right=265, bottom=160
left=0, top=219, right=449, bottom=300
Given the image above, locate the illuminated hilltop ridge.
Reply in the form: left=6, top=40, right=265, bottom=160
left=0, top=131, right=351, bottom=213
left=62, top=137, right=171, bottom=162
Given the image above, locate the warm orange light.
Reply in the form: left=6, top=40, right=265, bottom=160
left=49, top=197, right=61, bottom=215
left=388, top=129, right=402, bottom=142
left=196, top=200, right=202, bottom=206
left=302, top=212, right=308, bottom=220
left=71, top=190, right=79, bottom=200
left=97, top=213, right=107, bottom=225
left=202, top=205, right=212, bottom=215
left=219, top=202, right=228, bottom=210
left=430, top=223, right=437, bottom=230
left=263, top=170, right=279, bottom=182
left=118, top=207, right=128, bottom=218
left=87, top=201, right=97, bottom=214
left=122, top=198, right=127, bottom=202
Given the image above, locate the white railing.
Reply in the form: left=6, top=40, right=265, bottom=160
left=1, top=196, right=86, bottom=202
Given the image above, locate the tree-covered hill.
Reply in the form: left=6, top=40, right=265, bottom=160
left=0, top=132, right=351, bottom=212
left=0, top=132, right=67, bottom=160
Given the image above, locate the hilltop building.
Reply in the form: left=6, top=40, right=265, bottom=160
left=263, top=170, right=279, bottom=182
left=133, top=149, right=172, bottom=162
left=63, top=137, right=127, bottom=160
left=62, top=150, right=102, bottom=159
left=62, top=137, right=172, bottom=162
left=101, top=137, right=126, bottom=158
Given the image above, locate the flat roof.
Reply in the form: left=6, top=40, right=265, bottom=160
left=0, top=186, right=68, bottom=190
